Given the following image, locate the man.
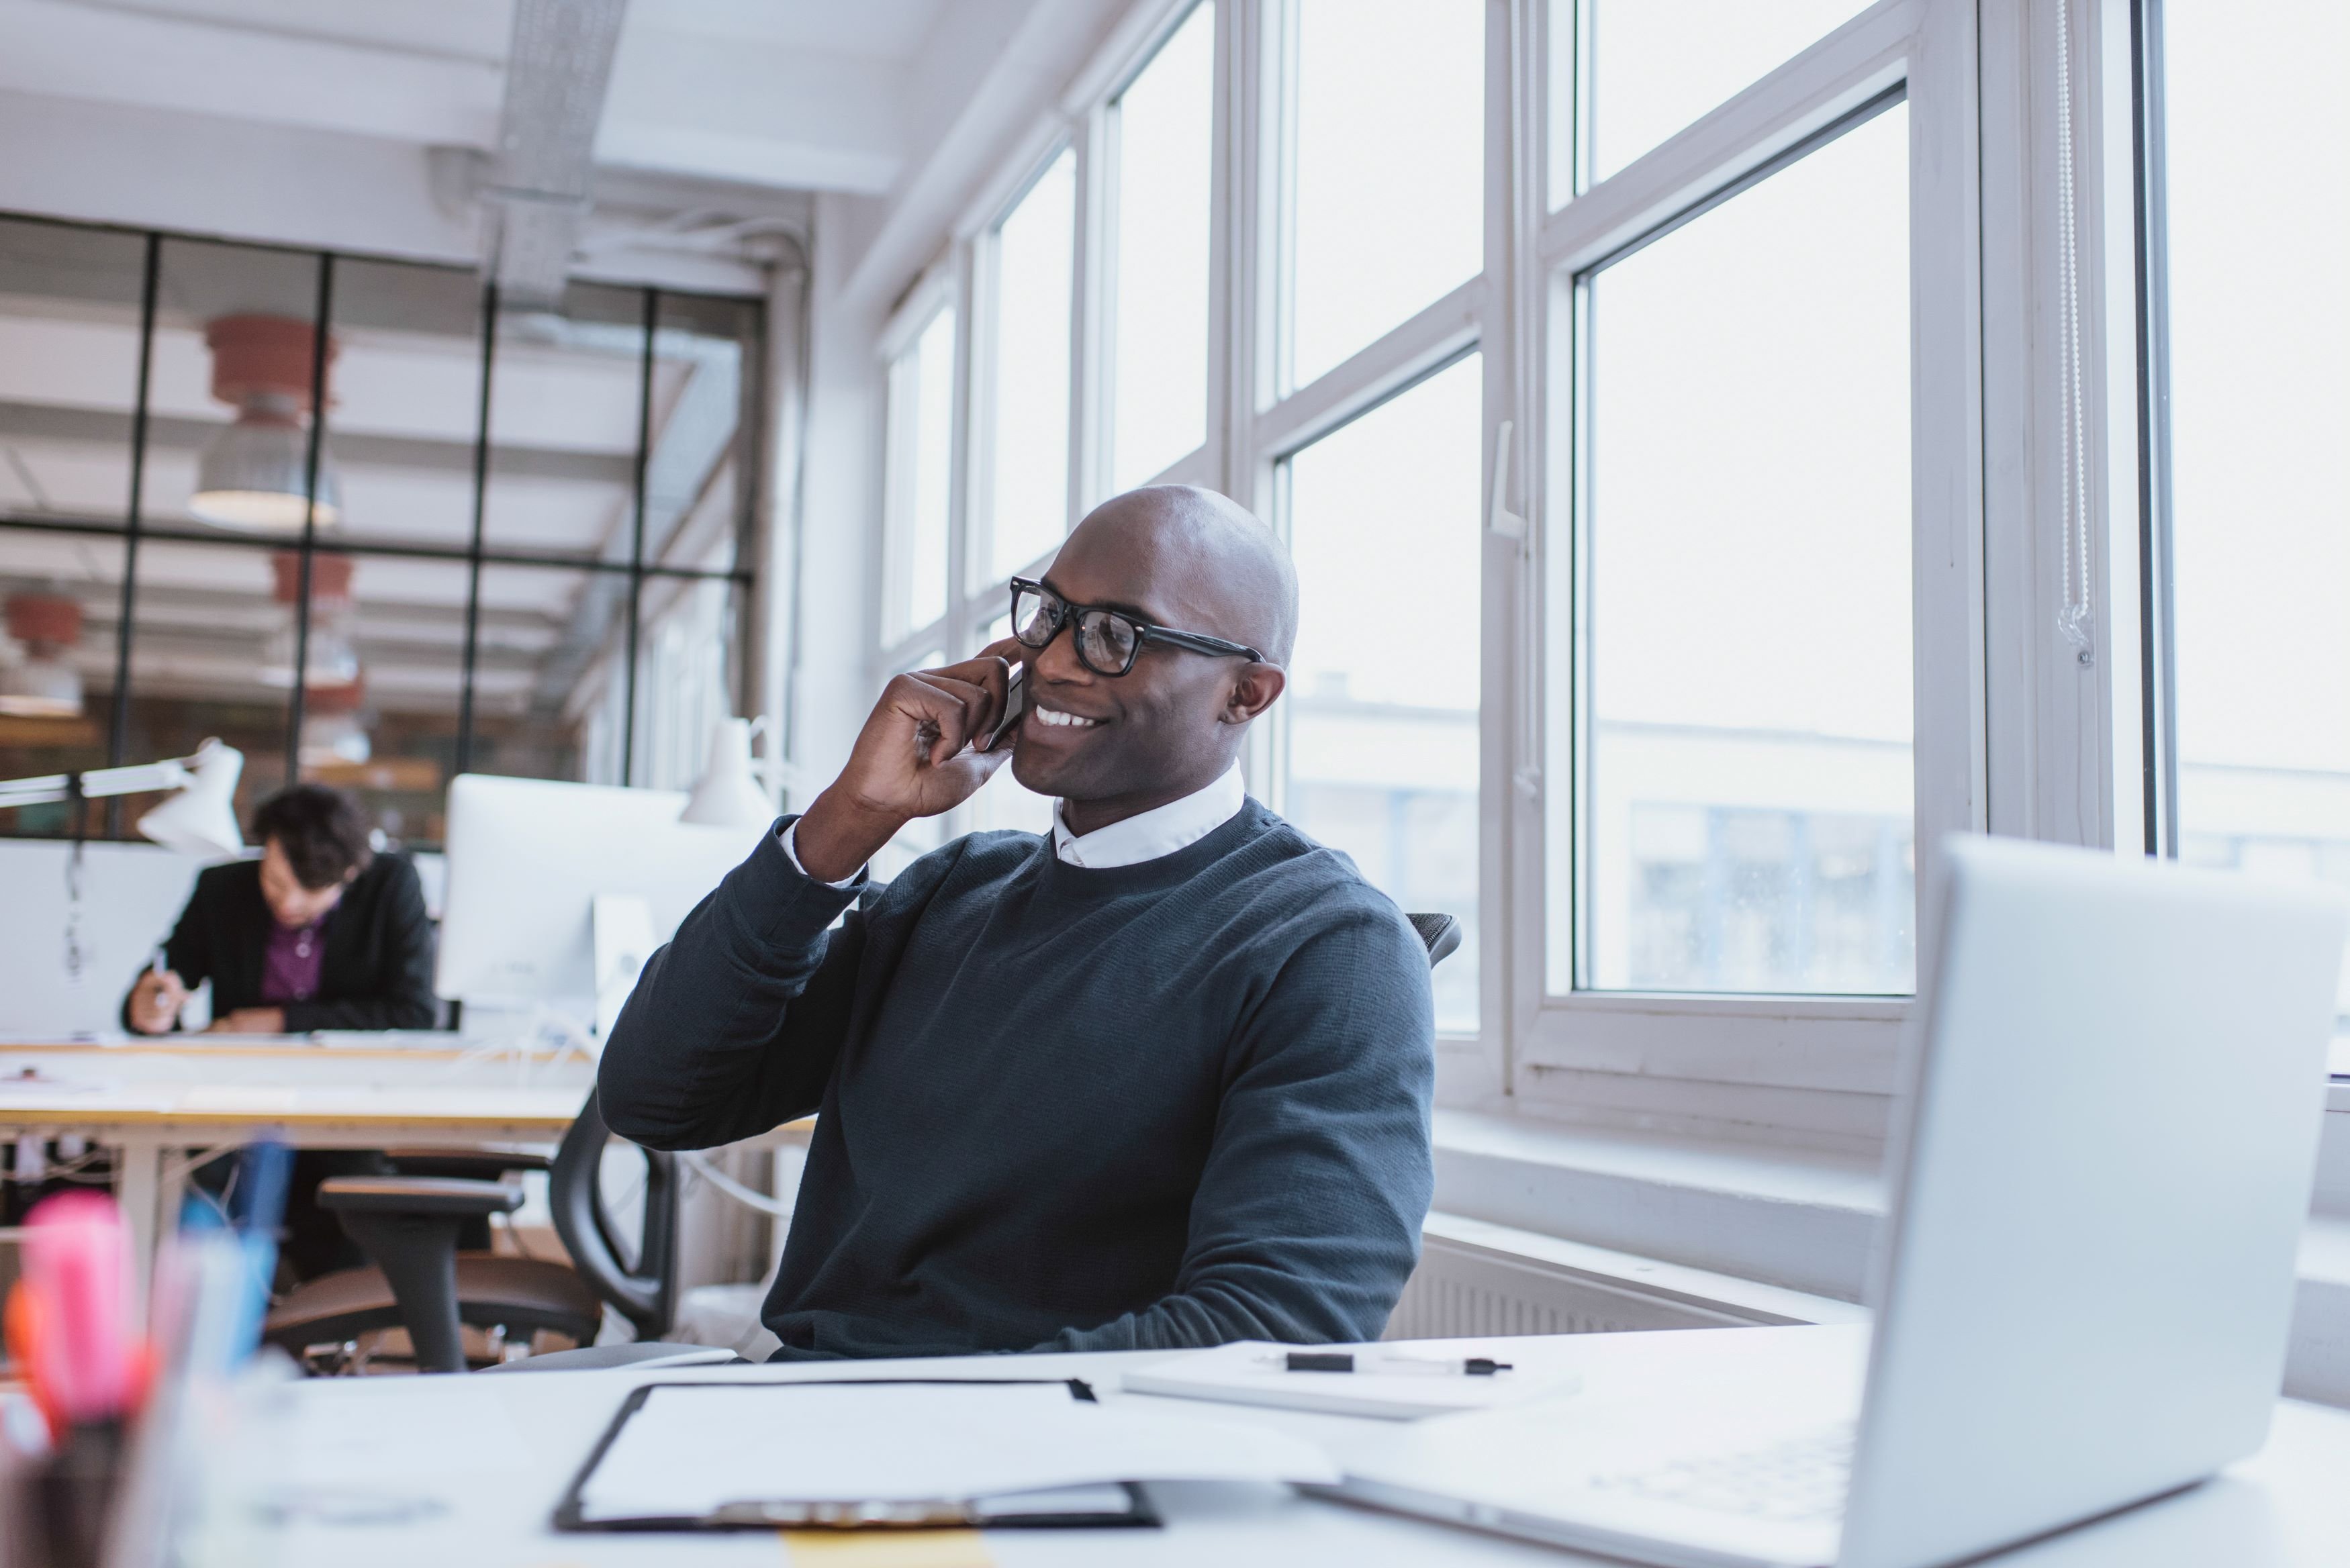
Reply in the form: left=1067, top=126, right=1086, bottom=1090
left=126, top=782, right=435, bottom=1036
left=601, top=485, right=1435, bottom=1359
left=124, top=781, right=437, bottom=1276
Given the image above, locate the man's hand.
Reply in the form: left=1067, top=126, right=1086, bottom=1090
left=128, top=967, right=189, bottom=1035
left=794, top=642, right=1021, bottom=882
left=207, top=1008, right=287, bottom=1035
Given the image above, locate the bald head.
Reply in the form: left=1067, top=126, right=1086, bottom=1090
left=1006, top=485, right=1295, bottom=827
left=1068, top=485, right=1297, bottom=667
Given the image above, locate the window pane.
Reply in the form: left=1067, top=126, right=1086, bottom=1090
left=1110, top=3, right=1215, bottom=491
left=647, top=293, right=759, bottom=577
left=0, top=218, right=148, bottom=529
left=483, top=281, right=645, bottom=562
left=144, top=238, right=324, bottom=534
left=1569, top=103, right=1912, bottom=995
left=1577, top=0, right=1873, bottom=190
left=464, top=562, right=611, bottom=785
left=626, top=574, right=742, bottom=794
left=296, top=552, right=467, bottom=848
left=987, top=151, right=1076, bottom=584
left=1287, top=0, right=1483, bottom=391
left=2161, top=1, right=2350, bottom=1022
left=0, top=530, right=126, bottom=836
left=325, top=258, right=486, bottom=553
left=1284, top=354, right=1482, bottom=1031
left=884, top=307, right=955, bottom=642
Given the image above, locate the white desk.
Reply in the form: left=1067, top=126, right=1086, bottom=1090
left=261, top=1328, right=2350, bottom=1565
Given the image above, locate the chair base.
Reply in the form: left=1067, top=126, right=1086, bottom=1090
left=263, top=1251, right=603, bottom=1365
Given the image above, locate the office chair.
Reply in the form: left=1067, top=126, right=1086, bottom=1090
left=260, top=1089, right=679, bottom=1374
left=1407, top=912, right=1462, bottom=969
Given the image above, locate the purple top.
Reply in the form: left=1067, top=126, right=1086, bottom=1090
left=258, top=917, right=328, bottom=1005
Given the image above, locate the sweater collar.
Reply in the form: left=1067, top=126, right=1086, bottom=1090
left=1050, top=761, right=1246, bottom=870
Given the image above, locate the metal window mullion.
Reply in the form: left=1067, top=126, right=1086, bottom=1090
left=283, top=252, right=336, bottom=789
left=455, top=279, right=498, bottom=778
left=103, top=232, right=161, bottom=838
left=623, top=287, right=657, bottom=787
left=2132, top=0, right=2176, bottom=857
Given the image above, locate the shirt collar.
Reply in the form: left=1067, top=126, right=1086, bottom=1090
left=1051, top=761, right=1246, bottom=870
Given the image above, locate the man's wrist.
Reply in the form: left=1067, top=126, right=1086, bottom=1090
left=792, top=788, right=904, bottom=884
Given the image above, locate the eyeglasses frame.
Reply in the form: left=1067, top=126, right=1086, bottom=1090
left=1006, top=577, right=1269, bottom=677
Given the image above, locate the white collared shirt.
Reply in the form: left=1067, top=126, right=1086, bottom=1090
left=780, top=761, right=1248, bottom=885
left=1049, top=760, right=1246, bottom=869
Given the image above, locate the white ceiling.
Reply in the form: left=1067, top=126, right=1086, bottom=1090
left=0, top=0, right=980, bottom=203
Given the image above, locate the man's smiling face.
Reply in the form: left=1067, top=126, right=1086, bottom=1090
left=1006, top=487, right=1294, bottom=824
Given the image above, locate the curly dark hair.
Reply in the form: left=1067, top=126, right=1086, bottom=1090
left=250, top=783, right=374, bottom=890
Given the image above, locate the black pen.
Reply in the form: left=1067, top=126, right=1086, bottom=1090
left=1280, top=1351, right=1513, bottom=1376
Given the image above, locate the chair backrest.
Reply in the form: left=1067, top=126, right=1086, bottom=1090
left=549, top=1088, right=678, bottom=1339
left=1407, top=912, right=1462, bottom=969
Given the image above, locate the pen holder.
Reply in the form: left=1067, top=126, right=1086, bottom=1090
left=29, top=1422, right=124, bottom=1568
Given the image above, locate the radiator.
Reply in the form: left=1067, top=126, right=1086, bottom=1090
left=1384, top=1212, right=1867, bottom=1341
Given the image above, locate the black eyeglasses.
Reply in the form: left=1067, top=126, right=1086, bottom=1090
left=1008, top=577, right=1267, bottom=677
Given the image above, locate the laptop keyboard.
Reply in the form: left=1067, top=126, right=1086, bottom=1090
left=1589, top=1426, right=1854, bottom=1524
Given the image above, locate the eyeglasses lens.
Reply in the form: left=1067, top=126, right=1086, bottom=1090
left=1012, top=586, right=1058, bottom=648
left=1076, top=610, right=1139, bottom=673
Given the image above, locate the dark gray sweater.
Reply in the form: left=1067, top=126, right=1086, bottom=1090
left=598, top=799, right=1436, bottom=1359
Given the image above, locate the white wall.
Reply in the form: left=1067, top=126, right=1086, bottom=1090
left=0, top=840, right=210, bottom=1038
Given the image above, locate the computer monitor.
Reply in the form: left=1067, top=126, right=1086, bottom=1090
left=435, top=773, right=767, bottom=1032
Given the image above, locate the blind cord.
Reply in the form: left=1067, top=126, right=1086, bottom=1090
left=2055, top=0, right=2095, bottom=666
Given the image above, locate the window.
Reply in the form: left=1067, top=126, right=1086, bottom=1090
left=1109, top=3, right=1215, bottom=491
left=865, top=0, right=2003, bottom=1129
left=1563, top=0, right=1877, bottom=197
left=0, top=215, right=761, bottom=849
left=882, top=303, right=957, bottom=644
left=2151, top=0, right=2350, bottom=1020
left=1564, top=101, right=1915, bottom=996
left=1281, top=354, right=1483, bottom=1030
left=982, top=150, right=1077, bottom=586
left=1281, top=0, right=1483, bottom=391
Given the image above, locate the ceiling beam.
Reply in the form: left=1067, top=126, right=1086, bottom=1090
left=0, top=401, right=632, bottom=486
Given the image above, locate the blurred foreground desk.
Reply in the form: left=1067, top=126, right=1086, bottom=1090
left=258, top=1331, right=2350, bottom=1567
left=0, top=1040, right=596, bottom=1308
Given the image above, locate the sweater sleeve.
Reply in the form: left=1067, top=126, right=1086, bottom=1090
left=121, top=870, right=221, bottom=1033
left=281, top=859, right=438, bottom=1032
left=1038, top=901, right=1436, bottom=1352
left=596, top=817, right=869, bottom=1150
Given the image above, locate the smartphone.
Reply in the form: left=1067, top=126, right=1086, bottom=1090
left=979, top=664, right=1027, bottom=752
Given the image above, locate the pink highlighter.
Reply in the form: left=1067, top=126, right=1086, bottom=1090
left=21, top=1190, right=138, bottom=1424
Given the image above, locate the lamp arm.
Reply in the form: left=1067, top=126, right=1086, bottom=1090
left=0, top=756, right=196, bottom=811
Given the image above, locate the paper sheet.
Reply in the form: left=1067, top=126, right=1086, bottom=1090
left=571, top=1381, right=1337, bottom=1522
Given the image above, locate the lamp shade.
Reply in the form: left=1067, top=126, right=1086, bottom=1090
left=136, top=739, right=246, bottom=859
left=189, top=407, right=342, bottom=532
left=679, top=718, right=775, bottom=828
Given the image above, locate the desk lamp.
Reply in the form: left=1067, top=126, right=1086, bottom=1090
left=679, top=718, right=780, bottom=829
left=0, top=737, right=247, bottom=858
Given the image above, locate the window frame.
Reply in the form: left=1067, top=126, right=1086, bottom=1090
left=0, top=216, right=765, bottom=844
left=1507, top=0, right=1983, bottom=1132
left=861, top=0, right=2155, bottom=1150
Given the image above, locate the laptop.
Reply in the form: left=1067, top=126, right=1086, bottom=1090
left=1336, top=835, right=2348, bottom=1568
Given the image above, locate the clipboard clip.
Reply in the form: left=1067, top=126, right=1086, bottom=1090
left=710, top=1498, right=980, bottom=1528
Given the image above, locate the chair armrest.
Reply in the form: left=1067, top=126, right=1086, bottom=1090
left=383, top=1150, right=552, bottom=1179
left=316, top=1176, right=524, bottom=1217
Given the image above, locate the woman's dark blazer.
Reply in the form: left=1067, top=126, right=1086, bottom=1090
left=120, top=855, right=438, bottom=1032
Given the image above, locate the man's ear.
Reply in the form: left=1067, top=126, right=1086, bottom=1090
left=1221, top=663, right=1286, bottom=724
